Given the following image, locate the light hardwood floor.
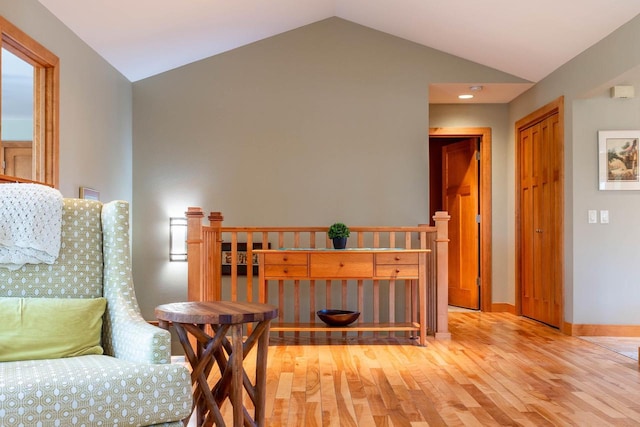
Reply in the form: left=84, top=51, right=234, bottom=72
left=201, top=312, right=640, bottom=426
left=579, top=336, right=640, bottom=362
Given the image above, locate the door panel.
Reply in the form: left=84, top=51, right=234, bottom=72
left=519, top=113, right=561, bottom=327
left=1, top=141, right=32, bottom=180
left=442, top=139, right=479, bottom=309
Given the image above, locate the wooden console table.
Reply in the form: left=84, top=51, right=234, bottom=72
left=255, top=248, right=431, bottom=346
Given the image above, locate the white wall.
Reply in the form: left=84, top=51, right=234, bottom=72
left=132, top=18, right=526, bottom=319
left=0, top=0, right=132, bottom=202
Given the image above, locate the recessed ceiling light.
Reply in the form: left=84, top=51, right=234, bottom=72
left=458, top=94, right=474, bottom=99
left=469, top=85, right=483, bottom=91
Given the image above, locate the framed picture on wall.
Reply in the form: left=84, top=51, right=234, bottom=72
left=598, top=130, right=640, bottom=190
left=79, top=186, right=100, bottom=200
left=221, top=242, right=270, bottom=275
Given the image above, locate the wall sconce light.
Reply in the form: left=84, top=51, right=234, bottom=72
left=169, top=217, right=188, bottom=262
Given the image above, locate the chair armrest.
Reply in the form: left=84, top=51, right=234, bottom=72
left=103, top=309, right=172, bottom=364
left=101, top=201, right=172, bottom=364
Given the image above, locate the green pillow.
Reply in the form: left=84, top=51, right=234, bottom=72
left=0, top=297, right=107, bottom=362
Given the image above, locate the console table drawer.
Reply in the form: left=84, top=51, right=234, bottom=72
left=376, top=252, right=419, bottom=265
left=310, top=253, right=373, bottom=278
left=264, top=265, right=308, bottom=278
left=255, top=248, right=433, bottom=346
left=264, top=253, right=308, bottom=265
left=375, top=264, right=419, bottom=278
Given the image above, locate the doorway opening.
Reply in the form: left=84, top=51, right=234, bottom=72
left=429, top=127, right=492, bottom=312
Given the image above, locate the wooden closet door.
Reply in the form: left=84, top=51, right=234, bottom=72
left=519, top=113, right=561, bottom=327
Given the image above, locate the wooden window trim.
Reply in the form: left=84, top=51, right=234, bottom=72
left=0, top=15, right=59, bottom=187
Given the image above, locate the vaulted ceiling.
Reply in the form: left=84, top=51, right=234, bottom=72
left=37, top=0, right=640, bottom=103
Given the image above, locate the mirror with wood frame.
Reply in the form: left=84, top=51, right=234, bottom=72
left=0, top=16, right=59, bottom=187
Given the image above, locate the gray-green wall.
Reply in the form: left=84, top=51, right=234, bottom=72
left=572, top=96, right=640, bottom=324
left=429, top=104, right=511, bottom=305
left=133, top=15, right=640, bottom=327
left=510, top=14, right=640, bottom=325
left=7, top=3, right=639, bottom=329
left=131, top=18, right=526, bottom=319
left=0, top=0, right=132, bottom=202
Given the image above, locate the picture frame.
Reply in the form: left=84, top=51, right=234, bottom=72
left=221, top=242, right=270, bottom=275
left=599, top=130, right=640, bottom=190
left=79, top=186, right=100, bottom=200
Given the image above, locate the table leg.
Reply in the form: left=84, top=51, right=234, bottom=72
left=158, top=319, right=170, bottom=330
left=254, top=320, right=271, bottom=427
left=174, top=323, right=228, bottom=427
left=231, top=324, right=243, bottom=426
left=168, top=317, right=273, bottom=427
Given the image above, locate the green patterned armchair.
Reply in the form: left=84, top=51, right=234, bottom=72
left=0, top=197, right=192, bottom=426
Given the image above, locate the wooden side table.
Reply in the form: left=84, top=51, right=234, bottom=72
left=155, top=301, right=278, bottom=427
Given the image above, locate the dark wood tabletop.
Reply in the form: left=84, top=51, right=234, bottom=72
left=155, top=300, right=278, bottom=325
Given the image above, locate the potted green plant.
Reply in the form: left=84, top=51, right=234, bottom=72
left=328, top=222, right=350, bottom=249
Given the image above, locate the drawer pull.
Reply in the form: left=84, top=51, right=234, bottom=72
left=340, top=262, right=344, bottom=267
left=395, top=256, right=400, bottom=261
left=283, top=256, right=288, bottom=261
left=396, top=268, right=401, bottom=273
left=283, top=269, right=288, bottom=273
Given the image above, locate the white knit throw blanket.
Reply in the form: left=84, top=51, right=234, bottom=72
left=0, top=184, right=63, bottom=270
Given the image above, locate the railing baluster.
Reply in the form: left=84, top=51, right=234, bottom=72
left=231, top=232, right=238, bottom=301
left=246, top=232, right=254, bottom=302
left=309, top=232, right=316, bottom=339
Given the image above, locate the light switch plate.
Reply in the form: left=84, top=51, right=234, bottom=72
left=600, top=210, right=609, bottom=224
left=588, top=210, right=597, bottom=224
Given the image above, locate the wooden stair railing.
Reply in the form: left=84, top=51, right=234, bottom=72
left=186, top=209, right=450, bottom=339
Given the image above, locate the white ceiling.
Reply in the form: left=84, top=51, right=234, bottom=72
left=37, top=0, right=640, bottom=103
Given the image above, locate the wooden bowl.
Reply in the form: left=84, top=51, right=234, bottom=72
left=317, top=309, right=360, bottom=326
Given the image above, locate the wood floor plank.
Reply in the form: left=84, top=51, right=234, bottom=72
left=334, top=371, right=358, bottom=427
left=318, top=345, right=340, bottom=426
left=408, top=388, right=448, bottom=426
left=305, top=401, right=321, bottom=427
left=305, top=347, right=321, bottom=403
left=461, top=384, right=518, bottom=426
left=287, top=390, right=306, bottom=426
